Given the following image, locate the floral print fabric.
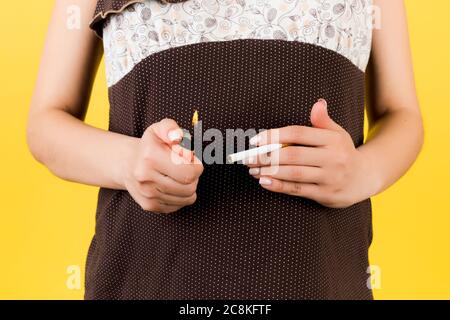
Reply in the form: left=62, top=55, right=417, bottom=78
left=102, top=0, right=373, bottom=87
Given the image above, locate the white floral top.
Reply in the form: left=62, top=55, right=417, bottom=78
left=102, top=0, right=373, bottom=87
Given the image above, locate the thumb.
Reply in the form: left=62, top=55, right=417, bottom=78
left=310, top=99, right=343, bottom=132
left=148, top=118, right=184, bottom=145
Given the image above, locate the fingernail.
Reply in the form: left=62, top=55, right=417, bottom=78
left=249, top=168, right=260, bottom=175
left=259, top=177, right=272, bottom=186
left=318, top=98, right=328, bottom=107
left=249, top=135, right=261, bottom=146
left=168, top=130, right=182, bottom=142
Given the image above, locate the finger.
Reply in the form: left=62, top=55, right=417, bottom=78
left=158, top=192, right=197, bottom=207
left=245, top=146, right=329, bottom=167
left=249, top=165, right=324, bottom=184
left=127, top=181, right=180, bottom=214
left=138, top=183, right=197, bottom=207
left=147, top=146, right=204, bottom=185
left=310, top=99, right=346, bottom=132
left=258, top=177, right=320, bottom=199
left=148, top=118, right=184, bottom=145
left=160, top=152, right=203, bottom=185
left=156, top=173, right=198, bottom=197
left=171, top=143, right=195, bottom=163
left=249, top=125, right=335, bottom=147
left=136, top=171, right=198, bottom=197
left=133, top=150, right=198, bottom=186
left=138, top=127, right=192, bottom=177
left=142, top=120, right=193, bottom=163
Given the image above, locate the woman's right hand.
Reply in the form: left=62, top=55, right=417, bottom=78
left=122, top=119, right=204, bottom=214
left=26, top=1, right=203, bottom=210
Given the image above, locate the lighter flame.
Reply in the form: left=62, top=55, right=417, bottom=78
left=192, top=110, right=199, bottom=127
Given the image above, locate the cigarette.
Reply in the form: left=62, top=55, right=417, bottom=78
left=227, top=143, right=289, bottom=163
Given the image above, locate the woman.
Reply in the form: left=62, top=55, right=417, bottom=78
left=27, top=0, right=423, bottom=299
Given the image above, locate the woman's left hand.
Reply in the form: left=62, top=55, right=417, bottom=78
left=245, top=99, right=376, bottom=208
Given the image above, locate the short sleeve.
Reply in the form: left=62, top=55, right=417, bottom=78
left=89, top=0, right=191, bottom=39
left=89, top=0, right=144, bottom=39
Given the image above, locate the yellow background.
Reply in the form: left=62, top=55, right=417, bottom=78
left=0, top=1, right=449, bottom=300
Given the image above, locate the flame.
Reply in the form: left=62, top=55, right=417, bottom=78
left=192, top=109, right=199, bottom=127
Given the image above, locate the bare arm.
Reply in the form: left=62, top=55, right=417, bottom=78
left=27, top=0, right=202, bottom=213
left=27, top=0, right=132, bottom=189
left=361, top=0, right=424, bottom=194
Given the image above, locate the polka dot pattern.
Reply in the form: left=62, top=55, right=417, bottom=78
left=84, top=38, right=373, bottom=300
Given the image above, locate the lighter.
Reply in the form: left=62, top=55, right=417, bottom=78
left=179, top=109, right=199, bottom=153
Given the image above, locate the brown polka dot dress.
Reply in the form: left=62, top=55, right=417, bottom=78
left=86, top=0, right=374, bottom=300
